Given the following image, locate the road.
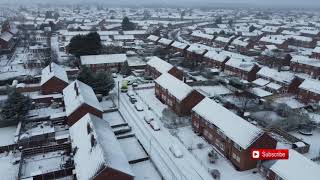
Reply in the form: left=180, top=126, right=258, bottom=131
left=118, top=92, right=213, bottom=180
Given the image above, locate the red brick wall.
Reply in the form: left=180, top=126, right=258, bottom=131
left=168, top=67, right=183, bottom=80
left=95, top=167, right=133, bottom=180
left=41, top=77, right=68, bottom=95
left=298, top=89, right=320, bottom=103
left=67, top=104, right=103, bottom=127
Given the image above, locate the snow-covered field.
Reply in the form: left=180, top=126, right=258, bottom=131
left=0, top=152, right=19, bottom=180
left=0, top=126, right=17, bottom=146
left=103, top=111, right=125, bottom=126
left=175, top=126, right=264, bottom=180
left=119, top=137, right=148, bottom=162
left=290, top=129, right=320, bottom=159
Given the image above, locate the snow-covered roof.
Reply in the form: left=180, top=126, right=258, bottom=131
left=171, top=41, right=189, bottom=50
left=146, top=56, right=173, bottom=74
left=155, top=73, right=193, bottom=101
left=147, top=35, right=160, bottom=42
left=225, top=58, right=256, bottom=72
left=123, top=30, right=146, bottom=35
left=70, top=114, right=134, bottom=180
left=257, top=67, right=295, bottom=84
left=192, top=97, right=263, bottom=149
left=0, top=32, right=13, bottom=42
left=299, top=79, right=320, bottom=94
left=191, top=30, right=214, bottom=40
left=249, top=87, right=273, bottom=98
left=158, top=38, right=173, bottom=45
left=63, top=80, right=102, bottom=116
left=40, top=62, right=68, bottom=86
left=291, top=55, right=320, bottom=68
left=312, top=46, right=320, bottom=54
left=204, top=50, right=228, bottom=62
left=186, top=44, right=207, bottom=55
left=113, top=35, right=135, bottom=40
left=260, top=35, right=288, bottom=45
left=252, top=78, right=270, bottom=87
left=270, top=149, right=320, bottom=180
left=80, top=54, right=127, bottom=65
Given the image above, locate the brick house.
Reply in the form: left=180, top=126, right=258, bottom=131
left=170, top=41, right=190, bottom=54
left=258, top=35, right=289, bottom=49
left=70, top=114, right=134, bottom=180
left=224, top=58, right=261, bottom=82
left=63, top=80, right=103, bottom=126
left=297, top=79, right=320, bottom=103
left=257, top=67, right=301, bottom=94
left=0, top=32, right=15, bottom=53
left=203, top=50, right=230, bottom=70
left=40, top=62, right=69, bottom=95
left=287, top=35, right=316, bottom=48
left=80, top=54, right=127, bottom=73
left=155, top=73, right=205, bottom=116
left=145, top=56, right=183, bottom=80
left=259, top=149, right=320, bottom=180
left=190, top=31, right=214, bottom=45
left=311, top=46, right=320, bottom=59
left=213, top=36, right=235, bottom=49
left=299, top=29, right=320, bottom=38
left=192, top=97, right=277, bottom=171
left=290, top=55, right=320, bottom=79
left=185, top=44, right=209, bottom=66
left=229, top=37, right=254, bottom=54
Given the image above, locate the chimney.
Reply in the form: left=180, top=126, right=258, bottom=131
left=74, top=82, right=79, bottom=96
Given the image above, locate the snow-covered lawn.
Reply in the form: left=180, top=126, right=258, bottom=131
left=272, top=96, right=305, bottom=109
left=100, top=99, right=116, bottom=111
left=290, top=129, right=320, bottom=159
left=136, top=88, right=166, bottom=117
left=0, top=126, right=17, bottom=146
left=119, top=137, right=148, bottom=162
left=175, top=126, right=265, bottom=180
left=103, top=111, right=125, bottom=126
left=131, top=160, right=162, bottom=180
left=0, top=152, right=20, bottom=180
left=251, top=111, right=285, bottom=124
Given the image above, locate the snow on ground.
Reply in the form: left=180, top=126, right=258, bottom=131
left=194, top=85, right=232, bottom=97
left=103, top=111, right=125, bottom=126
left=136, top=88, right=166, bottom=117
left=272, top=96, right=305, bottom=109
left=290, top=129, right=320, bottom=159
left=175, top=126, right=264, bottom=180
left=251, top=111, right=285, bottom=124
left=309, top=113, right=320, bottom=124
left=0, top=126, right=17, bottom=146
left=0, top=152, right=19, bottom=180
left=131, top=160, right=162, bottom=180
left=100, top=99, right=116, bottom=111
left=118, top=137, right=148, bottom=162
left=20, top=150, right=69, bottom=179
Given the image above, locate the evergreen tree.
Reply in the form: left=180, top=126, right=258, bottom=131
left=215, top=16, right=222, bottom=24
left=1, top=88, right=31, bottom=126
left=122, top=17, right=135, bottom=31
left=67, top=32, right=102, bottom=58
left=77, top=67, right=115, bottom=96
left=120, top=61, right=131, bottom=76
left=249, top=25, right=256, bottom=32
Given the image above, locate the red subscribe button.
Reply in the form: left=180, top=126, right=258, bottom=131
left=251, top=149, right=289, bottom=160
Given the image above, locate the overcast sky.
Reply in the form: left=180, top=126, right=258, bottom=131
left=0, top=0, right=319, bottom=8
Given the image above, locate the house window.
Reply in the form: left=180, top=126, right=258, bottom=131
left=234, top=143, right=242, bottom=151
left=215, top=139, right=225, bottom=150
left=232, top=152, right=240, bottom=163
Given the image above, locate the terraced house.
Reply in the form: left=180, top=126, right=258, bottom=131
left=191, top=98, right=277, bottom=171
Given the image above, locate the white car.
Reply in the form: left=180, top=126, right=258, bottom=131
left=169, top=145, right=183, bottom=158
left=149, top=120, right=160, bottom=131
left=134, top=102, right=144, bottom=111
left=144, top=111, right=154, bottom=123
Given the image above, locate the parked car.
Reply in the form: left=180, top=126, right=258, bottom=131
left=169, top=145, right=183, bottom=158
left=132, top=82, right=138, bottom=87
left=130, top=96, right=137, bottom=104
left=134, top=102, right=144, bottom=111
left=144, top=110, right=154, bottom=123
left=112, top=73, right=117, bottom=78
left=127, top=90, right=135, bottom=98
left=149, top=120, right=160, bottom=131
